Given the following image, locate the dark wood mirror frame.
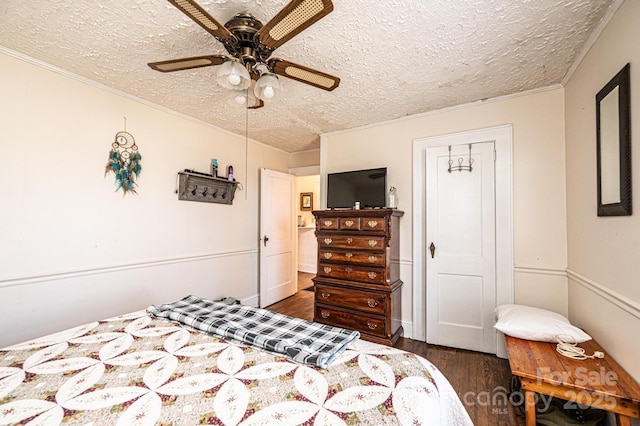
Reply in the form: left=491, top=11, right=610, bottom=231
left=596, top=63, right=632, bottom=216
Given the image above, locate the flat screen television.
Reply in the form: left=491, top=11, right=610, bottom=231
left=327, top=167, right=387, bottom=209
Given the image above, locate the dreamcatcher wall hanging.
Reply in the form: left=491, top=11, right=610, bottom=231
left=104, top=118, right=142, bottom=195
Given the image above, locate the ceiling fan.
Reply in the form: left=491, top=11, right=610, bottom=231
left=148, top=0, right=340, bottom=108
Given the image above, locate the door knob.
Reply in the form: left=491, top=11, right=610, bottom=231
left=429, top=242, right=436, bottom=258
left=263, top=236, right=269, bottom=246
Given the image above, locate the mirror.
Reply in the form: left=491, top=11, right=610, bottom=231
left=596, top=63, right=632, bottom=216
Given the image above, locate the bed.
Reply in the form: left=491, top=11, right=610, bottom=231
left=0, top=296, right=472, bottom=425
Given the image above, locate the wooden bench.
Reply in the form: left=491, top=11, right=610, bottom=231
left=505, top=335, right=640, bottom=426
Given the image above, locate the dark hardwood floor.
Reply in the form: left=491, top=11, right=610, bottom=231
left=265, top=272, right=525, bottom=426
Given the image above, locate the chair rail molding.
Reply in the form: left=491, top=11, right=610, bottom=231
left=514, top=265, right=566, bottom=276
left=0, top=249, right=258, bottom=289
left=566, top=268, right=640, bottom=320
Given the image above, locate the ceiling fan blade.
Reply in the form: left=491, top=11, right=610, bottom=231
left=148, top=54, right=228, bottom=72
left=167, top=0, right=236, bottom=44
left=255, top=0, right=333, bottom=50
left=268, top=58, right=339, bottom=91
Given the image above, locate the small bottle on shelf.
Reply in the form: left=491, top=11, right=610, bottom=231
left=211, top=158, right=218, bottom=177
left=227, top=165, right=234, bottom=181
left=387, top=186, right=398, bottom=208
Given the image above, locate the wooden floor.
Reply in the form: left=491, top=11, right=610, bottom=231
left=265, top=272, right=525, bottom=426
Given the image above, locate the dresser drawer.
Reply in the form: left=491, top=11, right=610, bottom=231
left=318, top=235, right=386, bottom=250
left=318, top=263, right=386, bottom=285
left=361, top=217, right=386, bottom=232
left=319, top=217, right=386, bottom=232
left=315, top=283, right=386, bottom=315
left=319, top=249, right=385, bottom=266
left=318, top=218, right=339, bottom=230
left=339, top=217, right=361, bottom=230
left=315, top=305, right=386, bottom=338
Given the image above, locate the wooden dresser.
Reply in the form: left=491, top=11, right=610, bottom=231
left=312, top=209, right=404, bottom=346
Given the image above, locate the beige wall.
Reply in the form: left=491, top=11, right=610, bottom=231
left=565, top=0, right=640, bottom=381
left=289, top=149, right=320, bottom=169
left=322, top=88, right=568, bottom=335
left=0, top=51, right=289, bottom=347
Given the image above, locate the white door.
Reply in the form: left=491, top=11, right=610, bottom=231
left=426, top=142, right=496, bottom=353
left=259, top=168, right=297, bottom=307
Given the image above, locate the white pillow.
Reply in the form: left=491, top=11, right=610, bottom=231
left=494, top=304, right=591, bottom=343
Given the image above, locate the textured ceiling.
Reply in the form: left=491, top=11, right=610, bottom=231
left=0, top=0, right=616, bottom=152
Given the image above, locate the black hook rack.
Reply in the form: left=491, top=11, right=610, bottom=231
left=448, top=144, right=474, bottom=173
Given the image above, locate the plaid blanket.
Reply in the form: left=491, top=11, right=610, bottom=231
left=147, top=295, right=360, bottom=369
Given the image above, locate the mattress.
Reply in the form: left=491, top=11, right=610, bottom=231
left=0, top=309, right=472, bottom=425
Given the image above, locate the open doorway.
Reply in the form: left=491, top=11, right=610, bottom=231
left=289, top=154, right=320, bottom=297
left=295, top=174, right=319, bottom=292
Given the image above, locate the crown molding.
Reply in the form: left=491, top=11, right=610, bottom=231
left=322, top=84, right=563, bottom=138
left=561, top=0, right=626, bottom=86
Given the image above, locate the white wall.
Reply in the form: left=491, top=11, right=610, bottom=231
left=321, top=88, right=568, bottom=336
left=565, top=0, right=640, bottom=382
left=0, top=51, right=289, bottom=347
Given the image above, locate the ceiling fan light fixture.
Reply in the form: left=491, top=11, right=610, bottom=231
left=217, top=59, right=251, bottom=90
left=254, top=73, right=281, bottom=101
left=235, top=93, right=248, bottom=105
left=227, top=86, right=261, bottom=109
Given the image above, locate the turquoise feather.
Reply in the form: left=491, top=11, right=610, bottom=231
left=105, top=144, right=141, bottom=196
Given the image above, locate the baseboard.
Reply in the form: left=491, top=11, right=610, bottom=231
left=297, top=264, right=316, bottom=274
left=242, top=294, right=260, bottom=308
left=401, top=320, right=413, bottom=340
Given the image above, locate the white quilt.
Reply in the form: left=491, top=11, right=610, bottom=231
left=0, top=310, right=473, bottom=425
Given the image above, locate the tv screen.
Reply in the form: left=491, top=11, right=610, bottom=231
left=327, top=167, right=387, bottom=209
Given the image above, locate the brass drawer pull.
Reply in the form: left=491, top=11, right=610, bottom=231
left=345, top=252, right=353, bottom=258
left=367, top=220, right=378, bottom=228
left=345, top=267, right=353, bottom=273
left=323, top=252, right=332, bottom=259
left=323, top=220, right=334, bottom=227
left=367, top=298, right=378, bottom=307
left=321, top=310, right=330, bottom=319
left=321, top=292, right=331, bottom=299
left=324, top=266, right=332, bottom=274
left=368, top=240, right=378, bottom=248
left=344, top=220, right=354, bottom=227
left=368, top=272, right=377, bottom=280
left=368, top=255, right=377, bottom=263
left=367, top=321, right=378, bottom=330
left=346, top=237, right=353, bottom=244
left=324, top=238, right=333, bottom=245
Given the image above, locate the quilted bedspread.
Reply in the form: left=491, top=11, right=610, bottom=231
left=0, top=311, right=472, bottom=425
